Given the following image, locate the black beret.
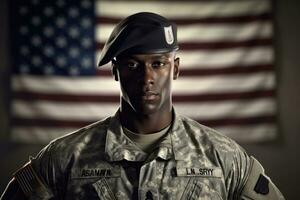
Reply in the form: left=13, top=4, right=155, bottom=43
left=98, top=12, right=179, bottom=67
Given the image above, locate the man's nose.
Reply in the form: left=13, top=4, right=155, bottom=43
left=138, top=65, right=154, bottom=85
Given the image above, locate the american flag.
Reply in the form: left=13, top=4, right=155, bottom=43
left=10, top=0, right=277, bottom=143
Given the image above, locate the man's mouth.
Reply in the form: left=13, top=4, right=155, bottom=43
left=141, top=91, right=159, bottom=100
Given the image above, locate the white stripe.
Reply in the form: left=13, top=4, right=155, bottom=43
left=177, top=47, right=273, bottom=68
left=13, top=101, right=118, bottom=120
left=215, top=124, right=277, bottom=142
left=11, top=127, right=80, bottom=143
left=96, top=22, right=272, bottom=43
left=12, top=75, right=120, bottom=94
left=96, top=47, right=274, bottom=69
left=12, top=72, right=275, bottom=95
left=97, top=0, right=271, bottom=18
left=173, top=73, right=275, bottom=94
left=178, top=22, right=272, bottom=42
left=13, top=98, right=275, bottom=120
left=175, top=99, right=276, bottom=119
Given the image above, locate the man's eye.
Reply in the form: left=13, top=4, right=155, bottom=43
left=152, top=61, right=166, bottom=68
left=126, top=61, right=139, bottom=69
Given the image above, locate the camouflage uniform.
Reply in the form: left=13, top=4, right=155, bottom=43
left=15, top=110, right=283, bottom=200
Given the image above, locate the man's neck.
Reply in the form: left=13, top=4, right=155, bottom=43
left=119, top=101, right=172, bottom=134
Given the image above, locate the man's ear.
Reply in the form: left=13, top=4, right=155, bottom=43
left=173, top=57, right=180, bottom=80
left=111, top=60, right=119, bottom=81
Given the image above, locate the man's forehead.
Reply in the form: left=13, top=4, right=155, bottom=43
left=116, top=52, right=175, bottom=60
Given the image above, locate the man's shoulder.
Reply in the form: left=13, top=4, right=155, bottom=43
left=179, top=115, right=244, bottom=154
left=43, top=117, right=111, bottom=156
left=30, top=117, right=112, bottom=180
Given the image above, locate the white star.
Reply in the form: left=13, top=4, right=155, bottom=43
left=56, top=36, right=67, bottom=48
left=81, top=18, right=92, bottom=28
left=69, top=27, right=80, bottom=38
left=44, top=65, right=54, bottom=75
left=31, top=16, right=41, bottom=26
left=44, top=7, right=54, bottom=17
left=81, top=37, right=92, bottom=48
left=69, top=66, right=79, bottom=76
left=56, top=56, right=67, bottom=67
left=20, top=64, right=29, bottom=74
left=43, top=26, right=55, bottom=37
left=19, top=7, right=28, bottom=15
left=69, top=47, right=80, bottom=58
left=43, top=46, right=54, bottom=57
left=81, top=57, right=92, bottom=68
left=32, top=56, right=42, bottom=67
left=31, top=36, right=42, bottom=47
left=69, top=7, right=79, bottom=18
left=20, top=46, right=30, bottom=55
left=20, top=26, right=29, bottom=35
left=56, top=17, right=66, bottom=28
left=81, top=0, right=92, bottom=9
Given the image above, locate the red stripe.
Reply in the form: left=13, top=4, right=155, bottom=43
left=96, top=38, right=272, bottom=51
left=14, top=89, right=275, bottom=103
left=97, top=13, right=271, bottom=25
left=12, top=115, right=276, bottom=128
left=97, top=64, right=273, bottom=77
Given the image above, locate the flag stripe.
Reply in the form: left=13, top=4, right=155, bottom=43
left=96, top=38, right=272, bottom=51
left=13, top=73, right=275, bottom=94
left=97, top=13, right=272, bottom=25
left=11, top=123, right=276, bottom=143
left=11, top=127, right=78, bottom=143
left=216, top=124, right=277, bottom=142
left=97, top=22, right=273, bottom=42
left=97, top=64, right=273, bottom=77
left=14, top=89, right=275, bottom=103
left=97, top=47, right=274, bottom=69
left=12, top=115, right=276, bottom=128
left=13, top=98, right=276, bottom=120
left=96, top=1, right=271, bottom=18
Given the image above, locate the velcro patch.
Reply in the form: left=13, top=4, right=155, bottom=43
left=254, top=174, right=270, bottom=195
left=14, top=162, right=53, bottom=198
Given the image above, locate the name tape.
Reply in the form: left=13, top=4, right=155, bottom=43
left=72, top=167, right=121, bottom=179
left=176, top=167, right=222, bottom=178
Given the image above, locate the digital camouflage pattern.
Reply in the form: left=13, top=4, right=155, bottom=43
left=25, top=110, right=282, bottom=199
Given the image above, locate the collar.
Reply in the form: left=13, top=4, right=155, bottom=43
left=105, top=111, right=147, bottom=162
left=105, top=109, right=196, bottom=162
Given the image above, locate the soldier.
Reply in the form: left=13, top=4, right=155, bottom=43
left=1, top=12, right=285, bottom=199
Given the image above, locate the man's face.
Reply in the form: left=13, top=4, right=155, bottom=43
left=114, top=52, right=179, bottom=115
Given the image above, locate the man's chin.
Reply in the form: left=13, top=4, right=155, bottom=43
left=132, top=104, right=160, bottom=115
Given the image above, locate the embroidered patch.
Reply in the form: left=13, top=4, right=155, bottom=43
left=164, top=26, right=174, bottom=45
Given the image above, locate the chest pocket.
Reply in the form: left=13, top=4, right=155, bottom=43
left=180, top=178, right=223, bottom=200
left=93, top=178, right=117, bottom=200
left=70, top=166, right=121, bottom=200
left=176, top=161, right=224, bottom=200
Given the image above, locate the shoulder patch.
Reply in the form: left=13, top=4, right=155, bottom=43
left=254, top=174, right=270, bottom=195
left=13, top=162, right=53, bottom=198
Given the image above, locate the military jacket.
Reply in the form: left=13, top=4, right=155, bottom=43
left=29, top=111, right=260, bottom=199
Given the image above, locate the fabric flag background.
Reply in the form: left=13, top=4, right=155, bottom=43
left=10, top=0, right=277, bottom=143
